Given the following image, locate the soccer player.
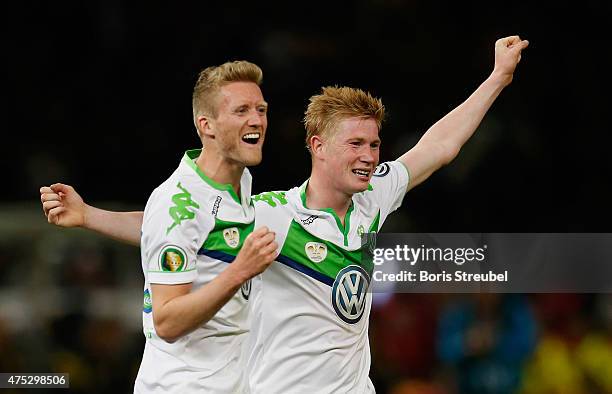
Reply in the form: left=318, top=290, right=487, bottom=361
left=42, top=60, right=278, bottom=393
left=245, top=35, right=528, bottom=393
left=42, top=36, right=528, bottom=392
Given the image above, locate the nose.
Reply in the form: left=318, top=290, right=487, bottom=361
left=360, top=147, right=376, bottom=165
left=247, top=109, right=264, bottom=128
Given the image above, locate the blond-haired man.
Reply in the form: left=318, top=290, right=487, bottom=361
left=41, top=60, right=278, bottom=393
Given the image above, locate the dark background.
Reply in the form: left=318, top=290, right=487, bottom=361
left=5, top=1, right=611, bottom=230
left=2, top=1, right=612, bottom=393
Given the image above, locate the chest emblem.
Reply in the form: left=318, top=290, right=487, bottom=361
left=223, top=227, right=240, bottom=248
left=305, top=242, right=327, bottom=263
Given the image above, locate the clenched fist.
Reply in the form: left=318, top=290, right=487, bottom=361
left=39, top=183, right=88, bottom=227
left=493, top=35, right=529, bottom=86
left=231, top=226, right=278, bottom=282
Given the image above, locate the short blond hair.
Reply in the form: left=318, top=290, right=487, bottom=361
left=192, top=60, right=263, bottom=120
left=303, top=86, right=385, bottom=152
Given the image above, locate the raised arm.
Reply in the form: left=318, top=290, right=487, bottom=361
left=398, top=35, right=529, bottom=191
left=40, top=183, right=143, bottom=246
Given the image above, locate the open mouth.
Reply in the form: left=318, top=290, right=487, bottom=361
left=352, top=169, right=370, bottom=178
left=242, top=132, right=261, bottom=145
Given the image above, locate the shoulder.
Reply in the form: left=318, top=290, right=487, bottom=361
left=252, top=190, right=291, bottom=209
left=253, top=189, right=297, bottom=238
left=368, top=161, right=410, bottom=188
left=144, top=173, right=215, bottom=236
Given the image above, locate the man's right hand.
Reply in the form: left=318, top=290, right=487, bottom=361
left=231, top=226, right=278, bottom=281
left=40, top=183, right=88, bottom=227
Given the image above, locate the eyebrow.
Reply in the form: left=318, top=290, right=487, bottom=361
left=234, top=102, right=268, bottom=110
left=349, top=137, right=381, bottom=144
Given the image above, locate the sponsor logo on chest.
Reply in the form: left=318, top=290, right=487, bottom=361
left=332, top=265, right=370, bottom=324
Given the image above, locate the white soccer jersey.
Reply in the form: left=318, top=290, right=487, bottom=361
left=135, top=149, right=255, bottom=393
left=246, top=161, right=409, bottom=393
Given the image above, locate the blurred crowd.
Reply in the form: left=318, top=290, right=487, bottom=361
left=371, top=293, right=612, bottom=394
left=0, top=216, right=610, bottom=394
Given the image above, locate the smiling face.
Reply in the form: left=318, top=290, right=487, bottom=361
left=202, top=81, right=268, bottom=167
left=317, top=117, right=381, bottom=195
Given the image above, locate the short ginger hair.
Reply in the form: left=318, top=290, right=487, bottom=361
left=192, top=60, right=263, bottom=121
left=303, top=86, right=385, bottom=152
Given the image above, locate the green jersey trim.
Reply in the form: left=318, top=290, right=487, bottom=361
left=147, top=268, right=197, bottom=274
left=299, top=182, right=355, bottom=246
left=183, top=149, right=241, bottom=203
left=277, top=220, right=373, bottom=285
left=201, top=217, right=255, bottom=257
left=369, top=210, right=380, bottom=233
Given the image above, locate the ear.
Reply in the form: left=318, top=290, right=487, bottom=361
left=310, top=135, right=325, bottom=157
left=196, top=115, right=215, bottom=140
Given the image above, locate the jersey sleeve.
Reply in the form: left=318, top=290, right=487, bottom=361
left=368, top=161, right=410, bottom=226
left=142, top=181, right=212, bottom=285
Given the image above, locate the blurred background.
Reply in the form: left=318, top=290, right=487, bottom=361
left=2, top=0, right=611, bottom=393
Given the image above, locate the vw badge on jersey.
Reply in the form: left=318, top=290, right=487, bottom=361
left=223, top=227, right=240, bottom=248
left=332, top=265, right=370, bottom=324
left=305, top=242, right=327, bottom=263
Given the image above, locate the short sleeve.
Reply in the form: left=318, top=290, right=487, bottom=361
left=367, top=161, right=410, bottom=225
left=142, top=181, right=212, bottom=284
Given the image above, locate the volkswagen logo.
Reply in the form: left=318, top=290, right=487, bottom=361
left=331, top=265, right=370, bottom=324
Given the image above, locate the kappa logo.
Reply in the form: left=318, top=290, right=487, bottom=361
left=332, top=265, right=370, bottom=324
left=241, top=279, right=251, bottom=300
left=211, top=195, right=222, bottom=217
left=166, top=182, right=200, bottom=234
left=305, top=242, right=327, bottom=263
left=159, top=245, right=187, bottom=272
left=223, top=227, right=240, bottom=248
left=373, top=163, right=390, bottom=177
left=301, top=215, right=318, bottom=226
left=252, top=191, right=288, bottom=207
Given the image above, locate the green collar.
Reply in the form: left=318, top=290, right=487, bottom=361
left=299, top=180, right=355, bottom=246
left=182, top=149, right=241, bottom=203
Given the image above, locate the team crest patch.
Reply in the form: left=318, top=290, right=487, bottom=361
left=223, top=227, right=240, bottom=248
left=357, top=224, right=365, bottom=237
left=332, top=265, right=370, bottom=324
left=305, top=242, right=327, bottom=263
left=143, top=289, right=152, bottom=313
left=159, top=245, right=187, bottom=272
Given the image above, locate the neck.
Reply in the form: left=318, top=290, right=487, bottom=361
left=195, top=149, right=243, bottom=195
left=306, top=169, right=353, bottom=225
